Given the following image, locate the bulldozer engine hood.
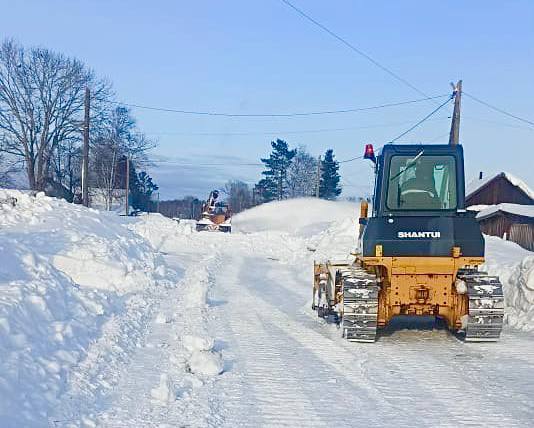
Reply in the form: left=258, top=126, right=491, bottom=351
left=362, top=215, right=484, bottom=257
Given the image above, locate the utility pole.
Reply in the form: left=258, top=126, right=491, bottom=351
left=82, top=87, right=90, bottom=206
left=316, top=155, right=321, bottom=198
left=278, top=172, right=283, bottom=201
left=449, top=80, right=462, bottom=146
left=125, top=156, right=130, bottom=216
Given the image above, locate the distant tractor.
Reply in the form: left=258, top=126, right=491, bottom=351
left=313, top=82, right=504, bottom=342
left=196, top=190, right=232, bottom=232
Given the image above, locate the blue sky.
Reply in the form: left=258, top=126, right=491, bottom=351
left=2, top=0, right=533, bottom=199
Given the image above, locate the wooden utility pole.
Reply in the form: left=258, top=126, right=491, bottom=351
left=316, top=155, right=321, bottom=198
left=82, top=87, right=90, bottom=206
left=449, top=80, right=462, bottom=146
left=125, top=157, right=130, bottom=216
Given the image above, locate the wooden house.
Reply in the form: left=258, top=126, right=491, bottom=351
left=466, top=172, right=534, bottom=251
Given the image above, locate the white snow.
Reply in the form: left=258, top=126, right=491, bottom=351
left=150, top=374, right=174, bottom=405
left=233, top=197, right=358, bottom=236
left=1, top=190, right=534, bottom=427
left=0, top=189, right=171, bottom=426
left=187, top=349, right=224, bottom=377
left=504, top=172, right=534, bottom=200
left=476, top=202, right=534, bottom=219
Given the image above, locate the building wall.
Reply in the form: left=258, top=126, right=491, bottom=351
left=467, top=175, right=533, bottom=206
left=479, top=212, right=534, bottom=251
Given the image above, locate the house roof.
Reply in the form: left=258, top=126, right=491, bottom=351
left=476, top=203, right=534, bottom=221
left=466, top=172, right=534, bottom=200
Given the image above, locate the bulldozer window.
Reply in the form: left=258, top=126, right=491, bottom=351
left=387, top=155, right=457, bottom=210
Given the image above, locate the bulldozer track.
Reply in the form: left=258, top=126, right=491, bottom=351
left=341, top=268, right=380, bottom=342
left=458, top=269, right=504, bottom=342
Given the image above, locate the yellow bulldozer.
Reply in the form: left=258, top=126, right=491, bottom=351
left=312, top=82, right=504, bottom=342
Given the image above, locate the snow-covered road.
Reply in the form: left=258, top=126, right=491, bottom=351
left=2, top=193, right=534, bottom=427
left=204, top=234, right=534, bottom=428
left=90, top=225, right=534, bottom=427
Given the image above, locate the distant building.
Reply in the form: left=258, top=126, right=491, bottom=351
left=466, top=172, right=534, bottom=206
left=466, top=172, right=534, bottom=251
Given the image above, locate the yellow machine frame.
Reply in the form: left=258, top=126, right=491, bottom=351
left=313, top=201, right=485, bottom=332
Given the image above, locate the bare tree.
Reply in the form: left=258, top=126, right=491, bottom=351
left=0, top=39, right=111, bottom=191
left=287, top=146, right=318, bottom=198
left=91, top=106, right=155, bottom=210
left=225, top=180, right=253, bottom=214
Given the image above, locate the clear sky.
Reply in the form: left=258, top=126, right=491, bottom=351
left=2, top=0, right=533, bottom=199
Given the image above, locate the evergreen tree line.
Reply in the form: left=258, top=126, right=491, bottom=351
left=254, top=139, right=341, bottom=203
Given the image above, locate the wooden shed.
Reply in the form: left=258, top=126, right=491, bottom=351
left=466, top=172, right=533, bottom=251
left=466, top=172, right=534, bottom=206
left=476, top=204, right=534, bottom=251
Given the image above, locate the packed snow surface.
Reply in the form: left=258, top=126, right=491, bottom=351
left=1, top=192, right=534, bottom=427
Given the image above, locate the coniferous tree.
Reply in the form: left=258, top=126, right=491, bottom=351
left=128, top=165, right=159, bottom=212
left=257, top=139, right=296, bottom=201
left=319, top=149, right=342, bottom=200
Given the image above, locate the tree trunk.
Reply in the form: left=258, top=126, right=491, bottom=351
left=26, top=157, right=37, bottom=190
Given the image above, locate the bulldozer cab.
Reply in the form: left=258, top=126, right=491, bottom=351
left=362, top=144, right=483, bottom=258
left=371, top=144, right=466, bottom=217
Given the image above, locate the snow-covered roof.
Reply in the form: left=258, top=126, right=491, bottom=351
left=476, top=203, right=534, bottom=220
left=466, top=172, right=534, bottom=200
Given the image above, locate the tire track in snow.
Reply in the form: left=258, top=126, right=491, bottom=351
left=209, top=254, right=412, bottom=427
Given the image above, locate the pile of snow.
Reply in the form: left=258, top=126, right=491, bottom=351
left=505, top=257, right=534, bottom=330
left=183, top=334, right=223, bottom=377
left=484, top=236, right=534, bottom=331
left=0, top=189, right=169, bottom=426
left=130, top=213, right=196, bottom=252
left=233, top=198, right=358, bottom=237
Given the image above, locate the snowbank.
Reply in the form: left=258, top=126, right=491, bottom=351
left=484, top=236, right=534, bottom=331
left=232, top=198, right=358, bottom=236
left=0, top=189, right=168, bottom=426
left=130, top=213, right=196, bottom=252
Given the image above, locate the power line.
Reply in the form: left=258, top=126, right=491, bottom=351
left=389, top=95, right=453, bottom=143
left=464, top=115, right=534, bottom=131
left=278, top=0, right=434, bottom=100
left=113, top=94, right=447, bottom=118
left=144, top=116, right=451, bottom=137
left=338, top=99, right=453, bottom=164
left=339, top=155, right=364, bottom=164
left=464, top=92, right=534, bottom=127
left=145, top=159, right=263, bottom=167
